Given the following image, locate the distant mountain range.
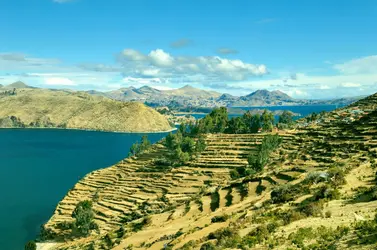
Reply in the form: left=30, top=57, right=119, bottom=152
left=87, top=84, right=363, bottom=108
left=0, top=82, right=364, bottom=108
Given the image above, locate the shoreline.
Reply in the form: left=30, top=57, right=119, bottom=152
left=0, top=126, right=177, bottom=134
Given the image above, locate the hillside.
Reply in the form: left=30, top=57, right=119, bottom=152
left=36, top=92, right=377, bottom=249
left=232, top=89, right=295, bottom=106
left=0, top=88, right=173, bottom=133
left=4, top=81, right=31, bottom=89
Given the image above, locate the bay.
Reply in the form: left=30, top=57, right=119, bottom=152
left=0, top=129, right=170, bottom=250
left=184, top=105, right=343, bottom=120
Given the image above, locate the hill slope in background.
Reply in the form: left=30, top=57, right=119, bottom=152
left=0, top=88, right=173, bottom=132
left=88, top=85, right=362, bottom=108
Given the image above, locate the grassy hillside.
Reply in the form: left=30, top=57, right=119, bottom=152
left=0, top=88, right=173, bottom=133
left=36, top=93, right=377, bottom=249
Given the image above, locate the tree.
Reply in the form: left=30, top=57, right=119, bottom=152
left=261, top=110, right=274, bottom=132
left=195, top=136, right=206, bottom=153
left=165, top=132, right=175, bottom=149
left=251, top=114, right=262, bottom=133
left=179, top=123, right=188, bottom=136
left=25, top=241, right=36, bottom=250
left=140, top=135, right=151, bottom=152
left=248, top=134, right=282, bottom=172
left=129, top=141, right=140, bottom=156
left=181, top=137, right=196, bottom=154
left=279, top=111, right=294, bottom=125
left=226, top=117, right=246, bottom=134
left=72, top=201, right=97, bottom=236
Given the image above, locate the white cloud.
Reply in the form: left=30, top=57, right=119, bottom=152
left=334, top=55, right=377, bottom=74
left=148, top=49, right=174, bottom=67
left=340, top=82, right=361, bottom=88
left=118, top=48, right=268, bottom=82
left=121, top=49, right=147, bottom=61
left=44, top=77, right=76, bottom=86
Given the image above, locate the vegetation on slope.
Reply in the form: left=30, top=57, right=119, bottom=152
left=36, top=93, right=377, bottom=250
left=0, top=88, right=173, bottom=132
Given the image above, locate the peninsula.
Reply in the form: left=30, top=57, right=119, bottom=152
left=0, top=85, right=174, bottom=133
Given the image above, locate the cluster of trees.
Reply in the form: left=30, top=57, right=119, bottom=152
left=248, top=134, right=283, bottom=172
left=191, top=107, right=294, bottom=135
left=305, top=111, right=326, bottom=123
left=277, top=111, right=295, bottom=129
left=129, top=135, right=152, bottom=156
left=0, top=88, right=16, bottom=96
left=164, top=124, right=206, bottom=165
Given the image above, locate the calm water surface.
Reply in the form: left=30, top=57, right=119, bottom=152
left=186, top=105, right=343, bottom=120
left=0, top=129, right=170, bottom=250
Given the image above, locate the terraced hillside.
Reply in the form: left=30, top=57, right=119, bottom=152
left=38, top=94, right=377, bottom=250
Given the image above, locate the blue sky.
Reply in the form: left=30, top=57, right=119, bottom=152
left=1, top=0, right=377, bottom=99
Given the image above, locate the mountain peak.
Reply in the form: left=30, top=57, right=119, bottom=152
left=7, top=81, right=30, bottom=89
left=180, top=84, right=196, bottom=90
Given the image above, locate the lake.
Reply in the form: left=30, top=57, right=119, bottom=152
left=0, top=129, right=170, bottom=250
left=184, top=104, right=344, bottom=120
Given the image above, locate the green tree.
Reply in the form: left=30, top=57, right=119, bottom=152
left=72, top=201, right=97, bottom=236
left=25, top=241, right=36, bottom=250
left=195, top=136, right=206, bottom=153
left=279, top=110, right=294, bottom=125
left=248, top=134, right=282, bottom=172
left=140, top=135, right=151, bottom=152
left=165, top=132, right=175, bottom=149
left=227, top=117, right=246, bottom=134
left=181, top=137, right=196, bottom=154
left=261, top=110, right=274, bottom=132
left=129, top=141, right=140, bottom=156
left=251, top=114, right=262, bottom=133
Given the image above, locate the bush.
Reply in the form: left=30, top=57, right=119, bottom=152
left=210, top=191, right=220, bottom=212
left=225, top=189, right=233, bottom=207
left=327, top=167, right=346, bottom=187
left=299, top=200, right=324, bottom=217
left=200, top=242, right=216, bottom=250
left=25, top=241, right=37, bottom=250
left=229, top=169, right=240, bottom=179
left=211, top=214, right=230, bottom=223
left=271, top=184, right=298, bottom=203
left=314, top=184, right=341, bottom=200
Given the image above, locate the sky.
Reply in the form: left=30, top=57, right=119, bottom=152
left=1, top=0, right=377, bottom=99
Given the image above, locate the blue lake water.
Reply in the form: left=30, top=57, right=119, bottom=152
left=185, top=105, right=343, bottom=120
left=0, top=129, right=170, bottom=250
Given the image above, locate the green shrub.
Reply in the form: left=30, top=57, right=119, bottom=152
left=210, top=191, right=220, bottom=212
left=314, top=184, right=341, bottom=200
left=225, top=189, right=233, bottom=207
left=229, top=169, right=240, bottom=179
left=211, top=214, right=230, bottom=223
left=25, top=241, right=37, bottom=250
left=271, top=184, right=298, bottom=203
left=288, top=227, right=315, bottom=248
left=327, top=167, right=346, bottom=187
left=299, top=200, right=324, bottom=217
left=200, top=242, right=216, bottom=250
